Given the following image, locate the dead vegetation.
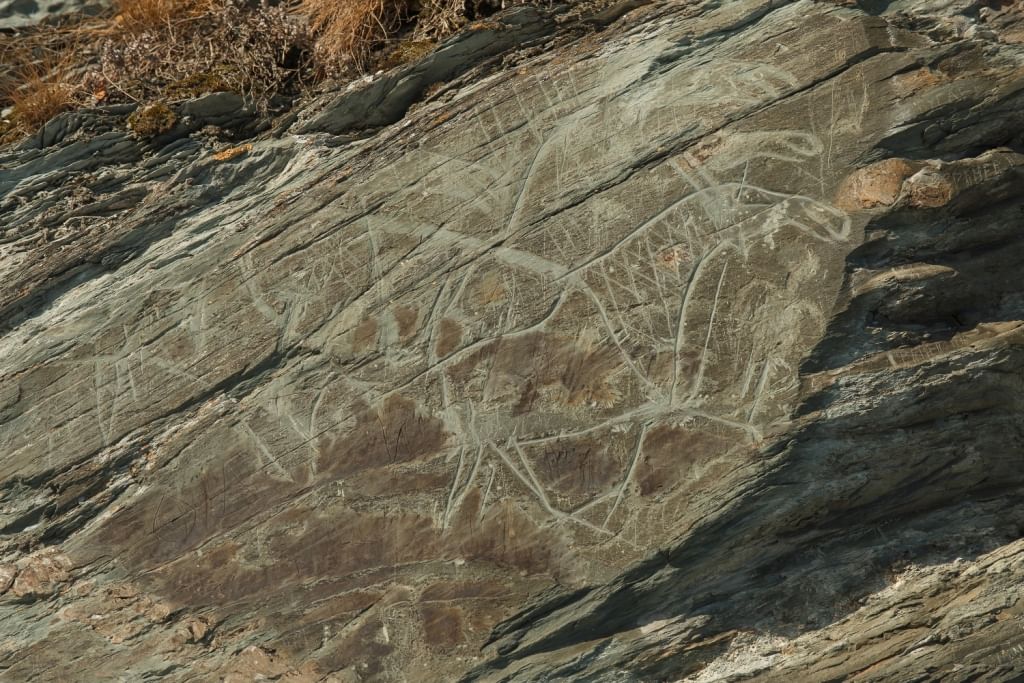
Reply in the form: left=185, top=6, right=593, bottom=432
left=303, top=0, right=409, bottom=74
left=0, top=22, right=95, bottom=141
left=303, top=0, right=476, bottom=74
left=97, top=0, right=310, bottom=107
left=1, top=63, right=77, bottom=142
left=113, top=0, right=210, bottom=32
left=0, top=0, right=531, bottom=142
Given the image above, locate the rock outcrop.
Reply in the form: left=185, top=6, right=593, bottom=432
left=1, top=0, right=1023, bottom=681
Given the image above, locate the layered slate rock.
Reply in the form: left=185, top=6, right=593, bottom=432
left=1, top=0, right=1023, bottom=681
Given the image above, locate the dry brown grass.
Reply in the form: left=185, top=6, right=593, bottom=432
left=303, top=0, right=410, bottom=74
left=302, top=0, right=492, bottom=75
left=415, top=0, right=473, bottom=38
left=0, top=0, right=529, bottom=142
left=5, top=74, right=76, bottom=139
left=2, top=0, right=309, bottom=136
left=112, top=0, right=212, bottom=34
left=0, top=25, right=94, bottom=140
left=97, top=0, right=311, bottom=107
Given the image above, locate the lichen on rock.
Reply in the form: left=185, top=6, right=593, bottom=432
left=126, top=102, right=177, bottom=137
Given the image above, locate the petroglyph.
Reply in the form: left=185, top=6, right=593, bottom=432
left=132, top=30, right=860, bottom=559
left=5, top=2, right=977, bottom=679
left=0, top=19, right=855, bottom=563
left=360, top=98, right=853, bottom=540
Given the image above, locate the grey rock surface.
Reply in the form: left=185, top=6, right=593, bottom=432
left=0, top=0, right=105, bottom=28
left=0, top=0, right=1023, bottom=681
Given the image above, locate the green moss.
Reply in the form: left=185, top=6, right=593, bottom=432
left=127, top=102, right=178, bottom=138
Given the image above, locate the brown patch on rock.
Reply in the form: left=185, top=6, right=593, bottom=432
left=212, top=143, right=253, bottom=162
left=317, top=614, right=394, bottom=678
left=265, top=508, right=442, bottom=588
left=512, top=378, right=540, bottom=416
left=436, top=318, right=463, bottom=357
left=392, top=304, right=420, bottom=340
left=421, top=579, right=512, bottom=602
left=466, top=601, right=511, bottom=635
left=223, top=645, right=289, bottom=682
left=456, top=495, right=573, bottom=579
left=988, top=13, right=1024, bottom=43
left=178, top=616, right=211, bottom=644
left=646, top=350, right=676, bottom=386
left=156, top=541, right=242, bottom=605
left=687, top=134, right=726, bottom=163
left=527, top=437, right=623, bottom=499
left=347, top=465, right=451, bottom=497
left=0, top=565, right=15, bottom=594
left=635, top=423, right=738, bottom=496
left=655, top=244, right=690, bottom=272
left=59, top=581, right=176, bottom=645
left=272, top=662, right=327, bottom=683
left=10, top=548, right=72, bottom=600
left=563, top=381, right=620, bottom=409
left=90, top=435, right=307, bottom=571
left=905, top=170, right=955, bottom=208
left=456, top=330, right=625, bottom=410
left=299, top=590, right=383, bottom=625
left=474, top=271, right=507, bottom=306
left=147, top=506, right=450, bottom=611
left=835, top=158, right=915, bottom=210
left=317, top=395, right=448, bottom=477
left=891, top=67, right=946, bottom=97
left=352, top=317, right=379, bottom=351
left=422, top=605, right=466, bottom=650
left=559, top=338, right=624, bottom=409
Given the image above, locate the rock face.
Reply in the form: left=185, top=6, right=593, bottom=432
left=1, top=0, right=1023, bottom=681
left=0, top=0, right=105, bottom=28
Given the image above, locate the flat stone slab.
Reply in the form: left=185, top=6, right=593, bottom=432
left=1, top=0, right=1024, bottom=680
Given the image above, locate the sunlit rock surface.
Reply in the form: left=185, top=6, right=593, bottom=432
left=1, top=0, right=1023, bottom=680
